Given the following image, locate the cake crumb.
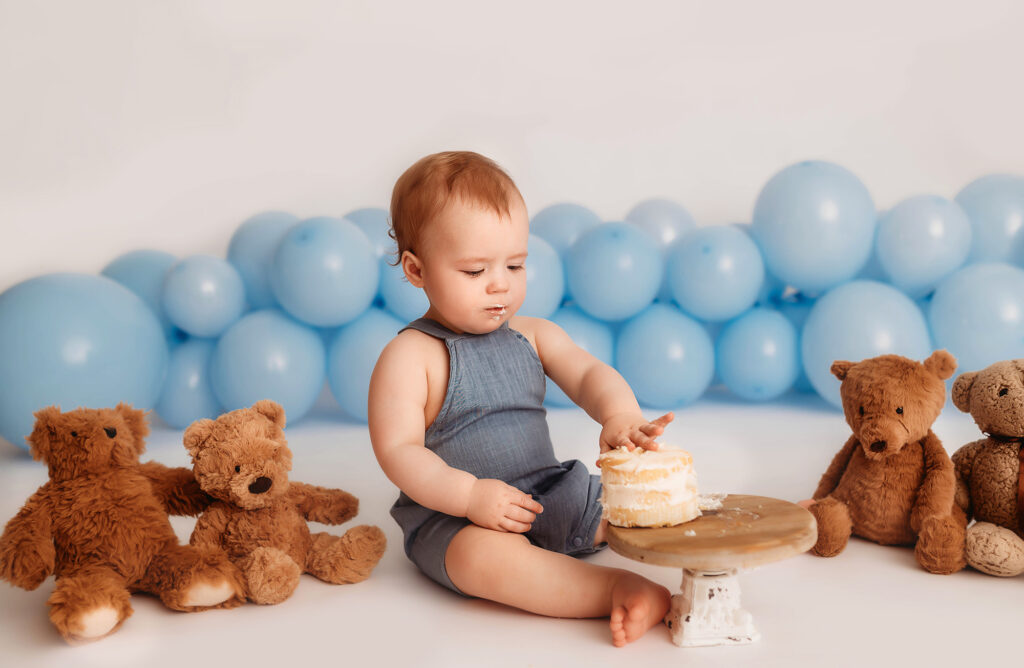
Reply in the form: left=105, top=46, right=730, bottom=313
left=698, top=493, right=725, bottom=511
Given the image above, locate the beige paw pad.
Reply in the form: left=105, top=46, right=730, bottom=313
left=73, top=605, right=120, bottom=640
left=183, top=580, right=235, bottom=607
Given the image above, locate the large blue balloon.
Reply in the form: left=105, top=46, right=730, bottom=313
left=615, top=304, right=714, bottom=408
left=518, top=234, right=564, bottom=318
left=777, top=297, right=815, bottom=392
left=162, top=255, right=247, bottom=338
left=752, top=160, right=876, bottom=294
left=955, top=174, right=1024, bottom=264
left=733, top=223, right=787, bottom=305
left=210, top=310, right=326, bottom=422
left=378, top=258, right=428, bottom=323
left=875, top=195, right=971, bottom=298
left=270, top=217, right=379, bottom=327
left=327, top=307, right=404, bottom=422
left=566, top=222, right=662, bottom=322
left=155, top=338, right=221, bottom=429
left=716, top=308, right=798, bottom=401
left=227, top=211, right=298, bottom=309
left=545, top=304, right=615, bottom=407
left=101, top=249, right=178, bottom=337
left=667, top=225, right=765, bottom=322
left=928, top=263, right=1024, bottom=373
left=344, top=207, right=394, bottom=260
left=0, top=274, right=168, bottom=449
left=530, top=203, right=602, bottom=259
left=802, top=280, right=931, bottom=408
left=626, top=198, right=697, bottom=301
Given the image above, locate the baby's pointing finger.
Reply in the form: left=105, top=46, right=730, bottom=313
left=650, top=412, right=675, bottom=427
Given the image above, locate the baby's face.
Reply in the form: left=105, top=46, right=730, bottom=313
left=415, top=195, right=529, bottom=335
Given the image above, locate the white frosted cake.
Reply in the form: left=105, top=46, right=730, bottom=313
left=599, top=445, right=700, bottom=528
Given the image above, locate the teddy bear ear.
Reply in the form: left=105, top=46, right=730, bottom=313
left=27, top=405, right=61, bottom=463
left=252, top=399, right=286, bottom=429
left=830, top=360, right=854, bottom=381
left=183, top=419, right=215, bottom=459
left=923, top=349, right=957, bottom=381
left=951, top=372, right=977, bottom=413
left=116, top=403, right=150, bottom=446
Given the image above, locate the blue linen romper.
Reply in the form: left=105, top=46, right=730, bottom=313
left=390, top=317, right=605, bottom=594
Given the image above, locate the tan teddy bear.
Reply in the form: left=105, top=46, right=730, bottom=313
left=808, top=351, right=967, bottom=574
left=951, top=360, right=1024, bottom=577
left=184, top=400, right=387, bottom=604
left=0, top=404, right=244, bottom=643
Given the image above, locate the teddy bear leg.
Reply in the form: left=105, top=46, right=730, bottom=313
left=239, top=547, right=302, bottom=605
left=306, top=526, right=387, bottom=585
left=47, top=565, right=133, bottom=643
left=138, top=543, right=245, bottom=611
left=914, top=510, right=967, bottom=574
left=965, top=522, right=1024, bottom=577
left=808, top=497, right=852, bottom=557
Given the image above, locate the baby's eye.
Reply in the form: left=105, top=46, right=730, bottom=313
left=462, top=269, right=484, bottom=277
left=507, top=264, right=524, bottom=272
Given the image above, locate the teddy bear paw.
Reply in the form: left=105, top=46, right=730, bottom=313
left=70, top=605, right=121, bottom=641
left=244, top=547, right=302, bottom=605
left=182, top=579, right=238, bottom=608
left=808, top=498, right=851, bottom=558
left=915, top=515, right=966, bottom=575
left=965, top=522, right=1024, bottom=577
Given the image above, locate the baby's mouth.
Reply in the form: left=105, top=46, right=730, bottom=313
left=485, top=304, right=507, bottom=319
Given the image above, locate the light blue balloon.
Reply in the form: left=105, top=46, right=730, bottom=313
left=752, top=160, right=876, bottom=293
left=545, top=305, right=616, bottom=407
left=227, top=211, right=298, bottom=309
left=210, top=309, right=326, bottom=422
left=519, top=235, right=564, bottom=318
left=733, top=223, right=787, bottom=305
left=566, top=222, right=662, bottom=322
left=270, top=217, right=379, bottom=327
left=615, top=304, right=714, bottom=408
left=530, top=203, right=602, bottom=258
left=627, top=198, right=697, bottom=301
left=928, top=263, right=1024, bottom=373
left=344, top=207, right=394, bottom=260
left=875, top=195, right=971, bottom=298
left=0, top=274, right=168, bottom=449
left=802, top=280, right=931, bottom=408
left=955, top=174, right=1024, bottom=264
left=155, top=338, right=221, bottom=429
left=668, top=225, right=765, bottom=322
left=379, top=258, right=428, bottom=323
left=162, top=255, right=246, bottom=338
left=327, top=307, right=404, bottom=422
left=101, top=249, right=180, bottom=339
left=716, top=308, right=798, bottom=401
left=777, top=297, right=815, bottom=392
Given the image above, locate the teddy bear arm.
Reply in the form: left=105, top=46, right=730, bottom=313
left=190, top=503, right=231, bottom=549
left=288, top=482, right=359, bottom=525
left=138, top=461, right=213, bottom=517
left=813, top=435, right=859, bottom=500
left=0, top=487, right=55, bottom=590
left=910, top=432, right=958, bottom=532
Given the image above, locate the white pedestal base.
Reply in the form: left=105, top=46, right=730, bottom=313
left=664, top=569, right=760, bottom=647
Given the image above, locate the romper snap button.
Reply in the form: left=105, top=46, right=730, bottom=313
left=572, top=536, right=583, bottom=547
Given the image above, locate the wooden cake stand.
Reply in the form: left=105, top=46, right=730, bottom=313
left=606, top=494, right=816, bottom=647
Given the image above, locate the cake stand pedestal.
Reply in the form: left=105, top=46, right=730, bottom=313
left=606, top=494, right=816, bottom=648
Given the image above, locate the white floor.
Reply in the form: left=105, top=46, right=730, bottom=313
left=0, top=390, right=1018, bottom=668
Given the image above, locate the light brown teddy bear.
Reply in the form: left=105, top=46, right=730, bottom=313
left=184, top=400, right=387, bottom=604
left=951, top=360, right=1024, bottom=577
left=807, top=351, right=967, bottom=574
left=0, top=404, right=244, bottom=643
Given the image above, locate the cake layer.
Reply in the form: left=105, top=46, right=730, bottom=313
left=599, top=445, right=700, bottom=528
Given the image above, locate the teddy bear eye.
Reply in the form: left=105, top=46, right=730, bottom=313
left=235, top=465, right=241, bottom=473
left=70, top=431, right=78, bottom=438
left=896, top=407, right=903, bottom=415
left=999, top=387, right=1009, bottom=397
left=858, top=406, right=864, bottom=416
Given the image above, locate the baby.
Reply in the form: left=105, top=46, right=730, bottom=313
left=368, top=151, right=673, bottom=647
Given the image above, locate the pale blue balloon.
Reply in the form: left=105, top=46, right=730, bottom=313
left=752, top=160, right=876, bottom=293
left=566, top=222, right=662, bottom=322
left=155, top=338, right=221, bottom=429
left=0, top=274, right=168, bottom=449
left=519, top=235, right=564, bottom=318
left=530, top=203, right=602, bottom=258
left=615, top=304, right=714, bottom=408
left=955, top=174, right=1024, bottom=264
left=733, top=223, right=787, bottom=305
left=928, top=263, right=1024, bottom=373
left=545, top=305, right=616, bottom=407
left=344, top=207, right=394, bottom=260
left=101, top=249, right=178, bottom=337
left=327, top=307, right=404, bottom=422
left=802, top=280, right=931, bottom=408
left=716, top=308, right=798, bottom=401
left=875, top=195, right=971, bottom=298
left=227, top=211, right=298, bottom=309
left=210, top=310, right=326, bottom=422
left=777, top=297, right=815, bottom=392
left=162, top=255, right=247, bottom=338
left=270, top=217, right=379, bottom=327
left=379, top=258, right=428, bottom=323
left=668, top=225, right=765, bottom=322
left=627, top=198, right=697, bottom=301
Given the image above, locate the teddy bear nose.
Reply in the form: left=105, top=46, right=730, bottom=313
left=104, top=427, right=117, bottom=438
left=248, top=477, right=273, bottom=494
left=870, top=440, right=887, bottom=453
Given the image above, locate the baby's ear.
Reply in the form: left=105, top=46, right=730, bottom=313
left=923, top=350, right=957, bottom=381
left=831, top=360, right=854, bottom=382
left=401, top=251, right=425, bottom=288
left=951, top=372, right=977, bottom=413
left=183, top=419, right=215, bottom=459
left=253, top=400, right=286, bottom=429
left=116, top=403, right=149, bottom=455
left=27, top=406, right=61, bottom=463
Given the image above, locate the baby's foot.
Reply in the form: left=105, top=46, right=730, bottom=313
left=608, top=574, right=670, bottom=647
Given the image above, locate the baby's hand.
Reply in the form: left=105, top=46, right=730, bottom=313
left=466, top=479, right=544, bottom=533
left=599, top=412, right=674, bottom=456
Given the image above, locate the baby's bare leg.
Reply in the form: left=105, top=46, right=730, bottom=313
left=445, top=525, right=670, bottom=647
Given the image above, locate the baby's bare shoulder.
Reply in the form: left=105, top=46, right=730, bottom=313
left=376, top=329, right=446, bottom=378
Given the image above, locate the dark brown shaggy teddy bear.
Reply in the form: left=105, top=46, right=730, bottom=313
left=807, top=351, right=967, bottom=574
left=184, top=400, right=387, bottom=604
left=0, top=404, right=244, bottom=643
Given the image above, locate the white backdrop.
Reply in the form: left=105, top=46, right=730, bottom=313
left=2, top=0, right=1023, bottom=292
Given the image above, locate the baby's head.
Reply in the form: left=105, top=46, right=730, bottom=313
left=391, top=151, right=529, bottom=334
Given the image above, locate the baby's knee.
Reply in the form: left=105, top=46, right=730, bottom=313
left=445, top=527, right=528, bottom=586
